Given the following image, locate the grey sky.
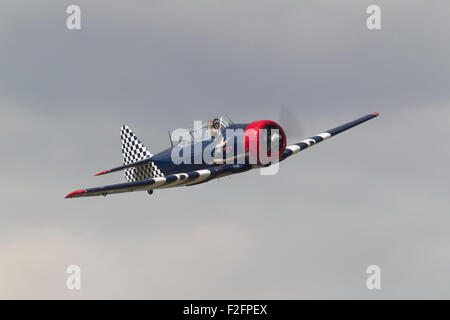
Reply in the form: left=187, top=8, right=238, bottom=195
left=0, top=0, right=449, bottom=299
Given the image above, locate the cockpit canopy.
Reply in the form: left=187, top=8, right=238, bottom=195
left=171, top=116, right=234, bottom=146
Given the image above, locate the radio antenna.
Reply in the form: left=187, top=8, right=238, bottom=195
left=168, top=130, right=174, bottom=147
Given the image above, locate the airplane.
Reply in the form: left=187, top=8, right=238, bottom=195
left=65, top=112, right=379, bottom=199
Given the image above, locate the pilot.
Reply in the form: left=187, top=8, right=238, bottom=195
left=209, top=118, right=221, bottom=137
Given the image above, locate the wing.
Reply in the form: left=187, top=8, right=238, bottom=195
left=65, top=164, right=251, bottom=198
left=280, top=113, right=379, bottom=161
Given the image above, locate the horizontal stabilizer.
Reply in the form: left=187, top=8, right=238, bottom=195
left=94, top=157, right=155, bottom=176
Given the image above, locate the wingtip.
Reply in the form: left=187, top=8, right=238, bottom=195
left=94, top=169, right=110, bottom=176
left=65, top=189, right=86, bottom=199
left=372, top=112, right=380, bottom=116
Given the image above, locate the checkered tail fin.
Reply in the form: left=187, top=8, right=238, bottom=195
left=120, top=125, right=165, bottom=182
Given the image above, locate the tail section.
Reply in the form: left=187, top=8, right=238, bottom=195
left=120, top=125, right=164, bottom=182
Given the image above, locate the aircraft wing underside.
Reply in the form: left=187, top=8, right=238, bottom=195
left=66, top=164, right=251, bottom=198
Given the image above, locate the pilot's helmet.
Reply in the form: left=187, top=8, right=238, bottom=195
left=212, top=118, right=220, bottom=129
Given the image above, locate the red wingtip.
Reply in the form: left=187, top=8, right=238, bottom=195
left=373, top=112, right=380, bottom=116
left=65, top=189, right=86, bottom=199
left=94, top=170, right=110, bottom=176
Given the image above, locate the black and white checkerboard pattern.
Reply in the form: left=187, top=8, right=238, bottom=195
left=120, top=125, right=164, bottom=182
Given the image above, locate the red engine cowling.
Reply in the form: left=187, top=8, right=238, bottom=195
left=244, top=120, right=287, bottom=164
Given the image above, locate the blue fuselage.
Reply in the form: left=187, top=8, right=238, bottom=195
left=151, top=123, right=249, bottom=175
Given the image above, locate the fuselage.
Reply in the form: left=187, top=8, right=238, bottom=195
left=151, top=123, right=250, bottom=175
